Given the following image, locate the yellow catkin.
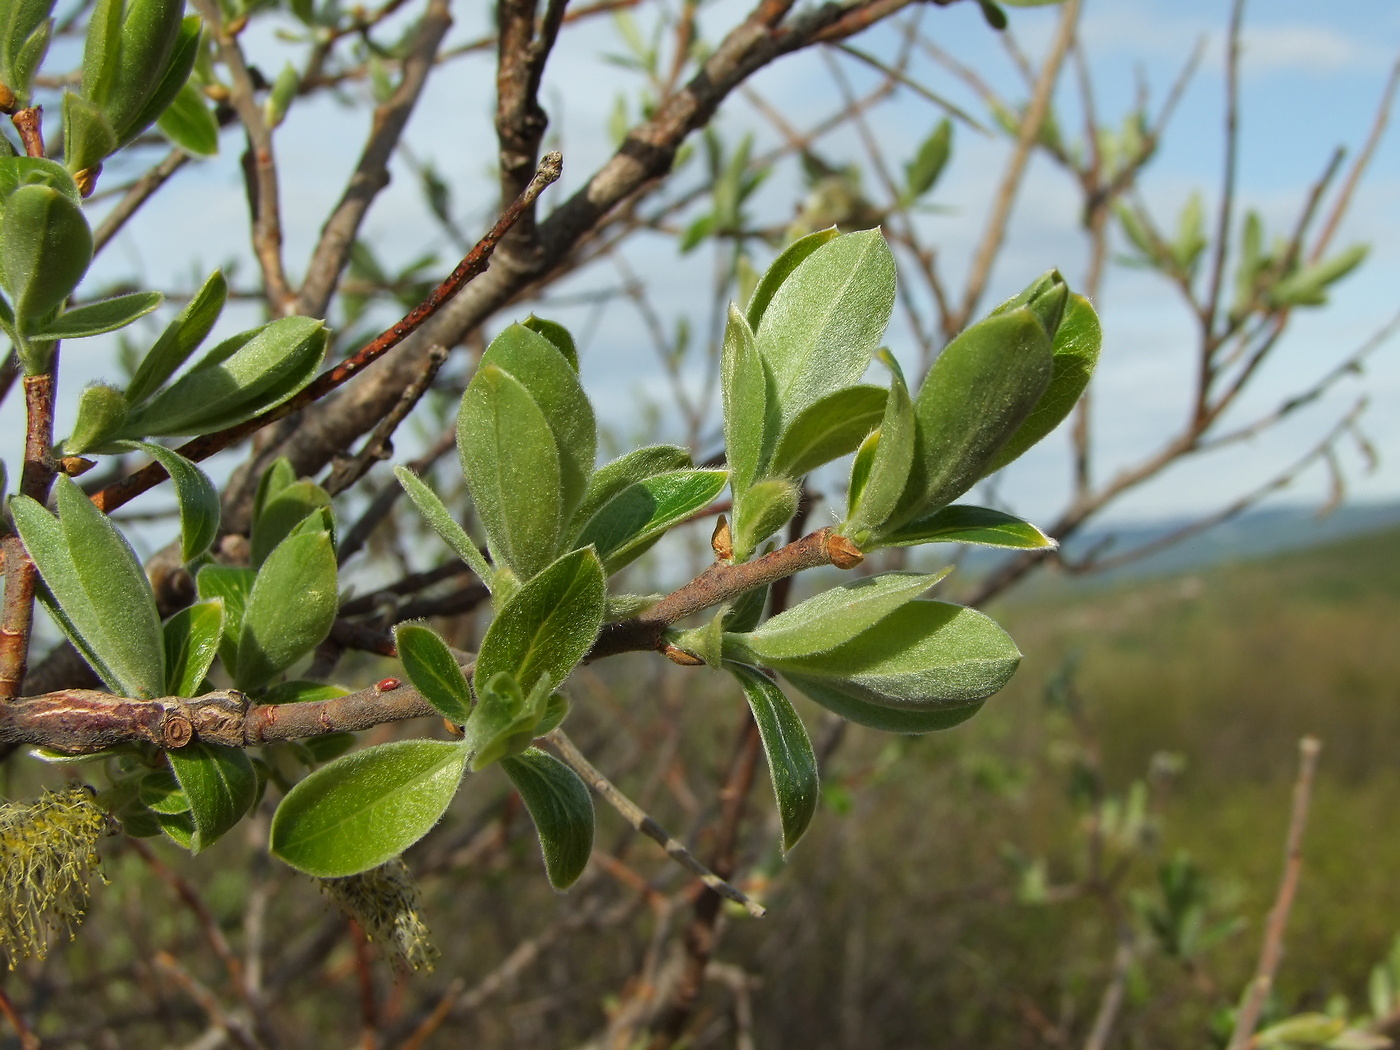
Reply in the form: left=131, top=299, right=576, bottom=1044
left=320, top=859, right=438, bottom=972
left=0, top=785, right=107, bottom=968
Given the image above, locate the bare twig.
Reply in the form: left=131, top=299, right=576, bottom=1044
left=1201, top=0, right=1246, bottom=346
left=0, top=985, right=41, bottom=1050
left=92, top=149, right=191, bottom=253
left=1226, top=737, right=1323, bottom=1050
left=546, top=729, right=767, bottom=918
left=1082, top=930, right=1135, bottom=1050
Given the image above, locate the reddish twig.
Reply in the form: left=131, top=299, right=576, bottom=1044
left=91, top=153, right=563, bottom=517
left=10, top=107, right=44, bottom=157
left=0, top=985, right=41, bottom=1050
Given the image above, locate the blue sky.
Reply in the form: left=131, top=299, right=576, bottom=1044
left=13, top=0, right=1400, bottom=534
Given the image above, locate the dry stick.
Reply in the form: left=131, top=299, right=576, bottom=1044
left=153, top=951, right=264, bottom=1050
left=546, top=729, right=766, bottom=918
left=190, top=0, right=293, bottom=311
left=336, top=427, right=456, bottom=564
left=0, top=985, right=41, bottom=1050
left=1082, top=930, right=1135, bottom=1050
left=91, top=152, right=562, bottom=517
left=295, top=0, right=453, bottom=318
left=323, top=344, right=449, bottom=497
left=92, top=149, right=190, bottom=252
left=1226, top=737, right=1323, bottom=1050
left=952, top=0, right=1081, bottom=335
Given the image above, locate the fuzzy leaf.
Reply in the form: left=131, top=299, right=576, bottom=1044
left=126, top=269, right=227, bottom=406
left=522, top=314, right=579, bottom=370
left=250, top=477, right=331, bottom=568
left=114, top=440, right=220, bottom=562
left=904, top=119, right=952, bottom=202
left=394, top=623, right=473, bottom=724
left=755, top=229, right=895, bottom=428
left=33, top=290, right=161, bottom=339
left=732, top=476, right=799, bottom=562
left=234, top=529, right=337, bottom=691
left=0, top=183, right=92, bottom=333
left=473, top=548, right=605, bottom=696
left=845, top=352, right=916, bottom=541
left=394, top=465, right=494, bottom=586
left=880, top=504, right=1056, bottom=550
left=721, top=304, right=773, bottom=493
left=576, top=469, right=728, bottom=573
left=770, top=384, right=886, bottom=479
left=195, top=564, right=254, bottom=671
left=457, top=363, right=563, bottom=580
left=572, top=444, right=692, bottom=533
left=64, top=383, right=128, bottom=454
left=163, top=599, right=224, bottom=697
left=745, top=228, right=840, bottom=332
left=783, top=673, right=984, bottom=734
left=157, top=78, right=219, bottom=155
left=501, top=747, right=594, bottom=890
left=270, top=740, right=468, bottom=877
left=729, top=664, right=818, bottom=853
left=167, top=742, right=256, bottom=853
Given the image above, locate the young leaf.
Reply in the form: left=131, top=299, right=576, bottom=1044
left=522, top=314, right=579, bottom=370
left=195, top=564, right=255, bottom=671
left=463, top=671, right=547, bottom=771
left=235, top=529, right=337, bottom=691
left=980, top=292, right=1101, bottom=477
left=897, top=306, right=1052, bottom=522
left=457, top=363, right=563, bottom=580
left=395, top=465, right=494, bottom=587
left=12, top=476, right=165, bottom=698
left=880, top=504, right=1056, bottom=550
left=721, top=304, right=772, bottom=494
left=0, top=183, right=93, bottom=334
left=113, top=440, right=220, bottom=562
left=250, top=477, right=331, bottom=567
left=121, top=316, right=327, bottom=437
left=479, top=323, right=596, bottom=521
left=270, top=740, right=468, bottom=877
left=473, top=547, right=606, bottom=696
left=1270, top=243, right=1369, bottom=307
left=126, top=269, right=227, bottom=406
left=167, top=742, right=257, bottom=853
left=903, top=119, right=952, bottom=203
left=394, top=623, right=473, bottom=724
left=163, top=599, right=224, bottom=697
left=754, top=229, right=895, bottom=428
left=571, top=444, right=692, bottom=532
left=845, top=352, right=916, bottom=542
left=749, top=600, right=1020, bottom=713
left=575, top=469, right=728, bottom=574
left=32, top=290, right=161, bottom=339
left=745, top=228, right=840, bottom=331
left=729, top=664, right=818, bottom=853
left=732, top=476, right=799, bottom=562
left=64, top=383, right=128, bottom=454
left=500, top=747, right=594, bottom=890
left=736, top=569, right=949, bottom=662
left=139, top=767, right=190, bottom=814
left=156, top=78, right=219, bottom=155
left=769, top=384, right=886, bottom=479
left=782, top=672, right=984, bottom=734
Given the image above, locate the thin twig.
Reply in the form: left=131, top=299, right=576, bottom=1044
left=91, top=153, right=563, bottom=516
left=1082, top=930, right=1135, bottom=1050
left=152, top=951, right=263, bottom=1050
left=1226, top=736, right=1323, bottom=1050
left=1201, top=0, right=1246, bottom=344
left=92, top=149, right=190, bottom=252
left=545, top=729, right=767, bottom=918
left=0, top=985, right=41, bottom=1050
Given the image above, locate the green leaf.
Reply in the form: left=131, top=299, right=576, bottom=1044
left=500, top=747, right=594, bottom=890
left=571, top=444, right=692, bottom=532
left=250, top=477, right=331, bottom=568
left=157, top=77, right=219, bottom=155
left=473, top=547, right=606, bottom=696
left=751, top=600, right=1020, bottom=714
left=167, top=741, right=257, bottom=852
left=113, top=440, right=220, bottom=562
left=845, top=351, right=916, bottom=541
left=121, top=316, right=328, bottom=437
left=260, top=679, right=349, bottom=706
left=980, top=292, right=1101, bottom=476
left=896, top=306, right=1052, bottom=523
left=745, top=228, right=839, bottom=332
left=732, top=476, right=799, bottom=562
left=113, top=13, right=200, bottom=146
left=783, top=673, right=984, bottom=734
left=11, top=476, right=164, bottom=697
left=522, top=314, right=579, bottom=370
left=721, top=304, right=773, bottom=493
left=479, top=323, right=596, bottom=522
left=754, top=229, right=896, bottom=429
left=139, top=767, right=189, bottom=813
left=270, top=740, right=468, bottom=877
left=736, top=569, right=948, bottom=662
left=1270, top=243, right=1369, bottom=307
left=880, top=504, right=1056, bottom=550
left=394, top=465, right=494, bottom=586
left=729, top=664, right=818, bottom=853
left=64, top=383, right=128, bottom=454
left=126, top=269, right=226, bottom=406
left=903, top=119, right=952, bottom=202
left=32, top=290, right=161, bottom=339
left=394, top=623, right=473, bottom=724
left=770, top=384, right=886, bottom=479
left=234, top=529, right=337, bottom=691
left=463, top=671, right=547, bottom=770
left=262, top=62, right=299, bottom=129
left=61, top=91, right=117, bottom=177
left=457, top=363, right=563, bottom=580
left=195, top=564, right=255, bottom=671
left=575, top=469, right=728, bottom=573
left=163, top=599, right=224, bottom=697
left=0, top=183, right=92, bottom=334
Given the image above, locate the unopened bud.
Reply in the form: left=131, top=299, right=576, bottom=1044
left=826, top=533, right=864, bottom=569
left=662, top=644, right=705, bottom=667
left=711, top=514, right=733, bottom=562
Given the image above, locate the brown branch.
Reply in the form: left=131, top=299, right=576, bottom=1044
left=90, top=153, right=562, bottom=518
left=152, top=950, right=264, bottom=1050
left=546, top=728, right=766, bottom=917
left=295, top=0, right=454, bottom=318
left=1226, top=737, right=1323, bottom=1050
left=0, top=985, right=41, bottom=1050
left=10, top=106, right=44, bottom=157
left=335, top=426, right=457, bottom=564
left=1201, top=0, right=1245, bottom=347
left=92, top=149, right=191, bottom=253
